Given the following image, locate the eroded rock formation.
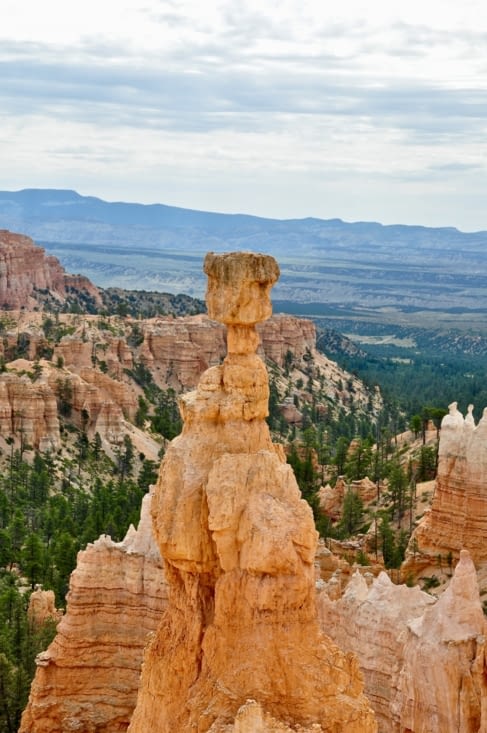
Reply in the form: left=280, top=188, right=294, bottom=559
left=138, top=312, right=331, bottom=389
left=128, top=252, right=376, bottom=733
left=394, top=550, right=487, bottom=733
left=257, top=314, right=316, bottom=365
left=403, top=401, right=487, bottom=583
left=19, top=490, right=167, bottom=733
left=0, top=369, right=60, bottom=450
left=27, top=589, right=63, bottom=627
left=318, top=476, right=377, bottom=521
left=139, top=314, right=226, bottom=387
left=319, top=551, right=487, bottom=733
left=0, top=230, right=102, bottom=309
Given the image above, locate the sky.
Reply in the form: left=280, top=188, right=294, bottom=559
left=1, top=0, right=487, bottom=231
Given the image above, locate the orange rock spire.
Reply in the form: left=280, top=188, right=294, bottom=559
left=403, top=401, right=487, bottom=582
left=128, top=251, right=376, bottom=733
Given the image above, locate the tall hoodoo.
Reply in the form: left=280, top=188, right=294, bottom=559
left=403, top=401, right=487, bottom=583
left=128, top=251, right=376, bottom=733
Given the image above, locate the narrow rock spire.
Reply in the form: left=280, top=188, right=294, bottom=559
left=128, top=251, right=377, bottom=733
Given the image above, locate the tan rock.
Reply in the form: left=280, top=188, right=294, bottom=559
left=78, top=367, right=137, bottom=419
left=0, top=371, right=60, bottom=449
left=94, top=401, right=125, bottom=443
left=53, top=337, right=93, bottom=369
left=257, top=314, right=315, bottom=366
left=128, top=252, right=376, bottom=733
left=204, top=251, right=280, bottom=326
left=45, top=366, right=137, bottom=439
left=139, top=314, right=226, bottom=388
left=318, top=571, right=434, bottom=731
left=19, top=489, right=167, bottom=733
left=105, top=336, right=134, bottom=376
left=394, top=550, right=487, bottom=733
left=317, top=476, right=379, bottom=522
left=318, top=477, right=346, bottom=519
left=352, top=476, right=378, bottom=504
left=277, top=396, right=303, bottom=425
left=27, top=589, right=62, bottom=627
left=318, top=551, right=487, bottom=733
left=403, top=402, right=487, bottom=581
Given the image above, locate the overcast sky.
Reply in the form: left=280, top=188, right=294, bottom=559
left=1, top=0, right=487, bottom=231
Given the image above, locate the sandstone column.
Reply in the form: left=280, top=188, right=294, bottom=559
left=128, top=251, right=376, bottom=733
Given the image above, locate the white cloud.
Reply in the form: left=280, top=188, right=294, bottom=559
left=1, top=0, right=487, bottom=230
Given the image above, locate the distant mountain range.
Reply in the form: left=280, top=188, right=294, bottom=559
left=1, top=188, right=486, bottom=332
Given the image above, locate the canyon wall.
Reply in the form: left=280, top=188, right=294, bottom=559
left=0, top=371, right=60, bottom=450
left=19, top=489, right=167, bottom=733
left=138, top=312, right=321, bottom=388
left=0, top=230, right=102, bottom=309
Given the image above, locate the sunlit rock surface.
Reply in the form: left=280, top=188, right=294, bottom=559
left=319, top=551, right=487, bottom=733
left=404, top=401, right=487, bottom=585
left=19, top=490, right=166, bottom=733
left=128, top=252, right=376, bottom=733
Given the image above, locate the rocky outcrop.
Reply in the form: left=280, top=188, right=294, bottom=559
left=0, top=369, right=60, bottom=450
left=64, top=273, right=103, bottom=305
left=318, top=570, right=435, bottom=731
left=27, top=589, right=63, bottom=627
left=0, top=230, right=102, bottom=309
left=257, top=314, right=316, bottom=366
left=403, top=401, right=487, bottom=582
left=53, top=338, right=93, bottom=369
left=46, top=366, right=137, bottom=430
left=104, top=336, right=134, bottom=377
left=137, top=313, right=318, bottom=389
left=139, top=314, right=226, bottom=388
left=128, top=252, right=376, bottom=733
left=394, top=551, right=487, bottom=733
left=318, top=477, right=378, bottom=521
left=19, top=489, right=167, bottom=733
left=77, top=367, right=137, bottom=419
left=0, top=230, right=65, bottom=309
left=318, top=551, right=487, bottom=733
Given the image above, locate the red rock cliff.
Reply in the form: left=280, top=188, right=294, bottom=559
left=0, top=229, right=102, bottom=309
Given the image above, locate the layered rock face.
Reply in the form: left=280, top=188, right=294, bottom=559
left=394, top=551, right=487, bottom=733
left=128, top=252, right=376, bottom=733
left=0, top=370, right=60, bottom=450
left=27, top=589, right=63, bottom=627
left=139, top=314, right=226, bottom=388
left=0, top=355, right=140, bottom=451
left=319, top=551, right=487, bottom=733
left=0, top=230, right=64, bottom=309
left=257, top=314, right=316, bottom=365
left=404, top=402, right=487, bottom=578
left=19, top=490, right=167, bottom=733
left=46, top=364, right=137, bottom=434
left=138, top=312, right=320, bottom=389
left=0, top=230, right=102, bottom=308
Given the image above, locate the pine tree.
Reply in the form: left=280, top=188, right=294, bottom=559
left=21, top=533, right=46, bottom=590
